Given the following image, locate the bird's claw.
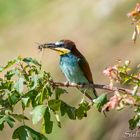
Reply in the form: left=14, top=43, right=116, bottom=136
left=64, top=81, right=77, bottom=87
left=64, top=81, right=70, bottom=87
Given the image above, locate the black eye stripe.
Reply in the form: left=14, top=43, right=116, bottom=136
left=60, top=44, right=64, bottom=47
left=56, top=44, right=64, bottom=48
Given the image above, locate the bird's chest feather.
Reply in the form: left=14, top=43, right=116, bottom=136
left=60, top=54, right=88, bottom=83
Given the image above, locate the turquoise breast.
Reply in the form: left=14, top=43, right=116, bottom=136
left=60, top=53, right=88, bottom=84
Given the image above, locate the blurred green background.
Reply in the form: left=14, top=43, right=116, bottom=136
left=0, top=0, right=140, bottom=140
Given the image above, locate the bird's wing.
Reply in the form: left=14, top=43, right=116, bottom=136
left=78, top=56, right=93, bottom=83
left=73, top=48, right=98, bottom=98
left=78, top=56, right=98, bottom=98
left=72, top=48, right=93, bottom=83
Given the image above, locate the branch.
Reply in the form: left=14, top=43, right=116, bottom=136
left=52, top=82, right=140, bottom=96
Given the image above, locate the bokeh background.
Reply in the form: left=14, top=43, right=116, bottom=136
left=0, top=0, right=140, bottom=140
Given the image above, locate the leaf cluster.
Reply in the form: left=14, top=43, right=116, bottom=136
left=104, top=60, right=140, bottom=129
left=0, top=57, right=106, bottom=139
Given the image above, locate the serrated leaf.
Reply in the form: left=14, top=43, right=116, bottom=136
left=76, top=101, right=90, bottom=120
left=4, top=56, right=22, bottom=70
left=0, top=56, right=22, bottom=73
left=48, top=99, right=61, bottom=111
left=31, top=105, right=47, bottom=124
left=12, top=125, right=48, bottom=140
left=23, top=57, right=41, bottom=67
left=94, top=94, right=108, bottom=111
left=42, top=107, right=53, bottom=134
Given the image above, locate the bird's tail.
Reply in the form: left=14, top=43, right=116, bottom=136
left=79, top=87, right=106, bottom=116
left=92, top=87, right=106, bottom=117
left=92, top=87, right=98, bottom=98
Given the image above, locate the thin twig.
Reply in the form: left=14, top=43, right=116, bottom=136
left=52, top=82, right=140, bottom=96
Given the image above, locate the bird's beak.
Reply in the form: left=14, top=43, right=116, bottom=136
left=46, top=43, right=57, bottom=48
left=38, top=43, right=57, bottom=51
left=45, top=42, right=70, bottom=55
left=46, top=42, right=63, bottom=52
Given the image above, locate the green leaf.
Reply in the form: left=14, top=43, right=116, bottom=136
left=14, top=77, right=24, bottom=93
left=42, top=107, right=53, bottom=134
left=0, top=80, right=13, bottom=90
left=0, top=56, right=22, bottom=73
left=24, top=90, right=38, bottom=107
left=22, top=97, right=30, bottom=109
left=60, top=101, right=67, bottom=116
left=54, top=113, right=61, bottom=128
left=66, top=105, right=76, bottom=120
left=76, top=101, right=90, bottom=120
left=129, top=115, right=140, bottom=130
left=5, top=69, right=19, bottom=80
left=94, top=94, right=108, bottom=111
left=0, top=115, right=4, bottom=130
left=0, top=67, right=3, bottom=72
left=5, top=115, right=15, bottom=128
left=41, top=86, right=50, bottom=100
left=11, top=114, right=29, bottom=122
left=0, top=122, right=4, bottom=130
left=0, top=115, right=15, bottom=128
left=48, top=99, right=61, bottom=111
left=30, top=75, right=38, bottom=90
left=23, top=57, right=41, bottom=67
left=12, top=125, right=48, bottom=140
left=8, top=91, right=21, bottom=105
left=55, top=88, right=67, bottom=99
left=31, top=105, right=47, bottom=124
left=132, top=85, right=139, bottom=95
left=60, top=101, right=76, bottom=120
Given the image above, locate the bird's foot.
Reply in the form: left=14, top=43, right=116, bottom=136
left=77, top=82, right=86, bottom=88
left=64, top=81, right=70, bottom=87
left=71, top=82, right=77, bottom=86
left=64, top=81, right=78, bottom=87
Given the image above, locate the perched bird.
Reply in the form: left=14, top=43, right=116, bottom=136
left=39, top=40, right=97, bottom=100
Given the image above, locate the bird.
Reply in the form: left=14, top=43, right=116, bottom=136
left=39, top=40, right=97, bottom=100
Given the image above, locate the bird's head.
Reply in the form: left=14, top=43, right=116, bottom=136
left=40, top=40, right=76, bottom=55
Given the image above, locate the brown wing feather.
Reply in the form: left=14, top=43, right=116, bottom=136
left=79, top=58, right=93, bottom=83
left=72, top=46, right=98, bottom=98
left=72, top=48, right=93, bottom=83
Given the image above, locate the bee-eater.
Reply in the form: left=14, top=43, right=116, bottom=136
left=39, top=40, right=97, bottom=100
